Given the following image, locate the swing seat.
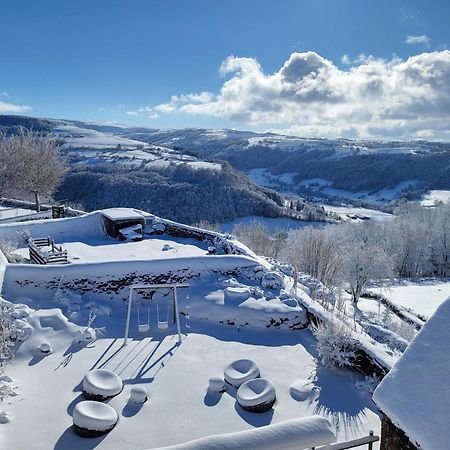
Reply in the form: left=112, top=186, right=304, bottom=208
left=138, top=323, right=150, bottom=333
left=157, top=321, right=169, bottom=330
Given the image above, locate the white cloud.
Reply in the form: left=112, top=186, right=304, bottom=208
left=0, top=100, right=31, bottom=114
left=405, top=34, right=430, bottom=46
left=145, top=50, right=450, bottom=140
left=125, top=105, right=159, bottom=119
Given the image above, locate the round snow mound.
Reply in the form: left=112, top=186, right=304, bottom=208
left=39, top=342, right=52, bottom=354
left=208, top=377, right=225, bottom=393
left=261, top=271, right=284, bottom=290
left=82, top=369, right=123, bottom=401
left=290, top=379, right=316, bottom=402
left=73, top=401, right=118, bottom=437
left=129, top=386, right=148, bottom=404
left=224, top=287, right=251, bottom=306
left=237, top=378, right=276, bottom=413
left=224, top=359, right=260, bottom=388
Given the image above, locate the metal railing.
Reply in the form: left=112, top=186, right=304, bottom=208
left=315, top=431, right=379, bottom=450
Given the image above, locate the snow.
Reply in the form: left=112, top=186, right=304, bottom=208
left=236, top=378, right=276, bottom=407
left=289, top=379, right=317, bottom=402
left=2, top=324, right=381, bottom=449
left=420, top=189, right=450, bottom=207
left=101, top=208, right=146, bottom=221
left=0, top=207, right=33, bottom=221
left=72, top=401, right=118, bottom=431
left=82, top=369, right=123, bottom=398
left=0, top=209, right=383, bottom=449
left=151, top=416, right=335, bottom=450
left=368, top=279, right=450, bottom=320
left=208, top=377, right=225, bottom=393
left=321, top=204, right=394, bottom=222
left=373, top=297, right=450, bottom=450
left=54, top=124, right=146, bottom=150
left=129, top=386, right=148, bottom=404
left=224, top=359, right=260, bottom=387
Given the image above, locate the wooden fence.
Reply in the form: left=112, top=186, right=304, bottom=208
left=28, top=237, right=68, bottom=265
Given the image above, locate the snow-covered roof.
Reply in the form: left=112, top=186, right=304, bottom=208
left=101, top=208, right=146, bottom=221
left=373, top=296, right=450, bottom=450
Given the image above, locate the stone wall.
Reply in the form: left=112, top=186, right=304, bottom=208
left=380, top=414, right=419, bottom=450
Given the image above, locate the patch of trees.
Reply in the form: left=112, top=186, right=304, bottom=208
left=234, top=202, right=450, bottom=302
left=0, top=129, right=68, bottom=211
left=56, top=162, right=327, bottom=225
left=0, top=115, right=54, bottom=135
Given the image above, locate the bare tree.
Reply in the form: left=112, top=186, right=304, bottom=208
left=18, top=130, right=68, bottom=211
left=283, top=226, right=342, bottom=289
left=338, top=223, right=393, bottom=303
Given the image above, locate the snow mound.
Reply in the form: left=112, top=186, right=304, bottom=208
left=82, top=369, right=123, bottom=400
left=208, top=377, right=225, bottom=393
left=129, top=386, right=148, bottom=404
left=0, top=411, right=12, bottom=424
left=289, top=379, right=316, bottom=402
left=73, top=401, right=118, bottom=436
left=224, top=287, right=251, bottom=306
left=224, top=359, right=260, bottom=388
left=261, top=271, right=284, bottom=290
left=236, top=378, right=276, bottom=412
left=39, top=342, right=52, bottom=354
left=151, top=415, right=335, bottom=450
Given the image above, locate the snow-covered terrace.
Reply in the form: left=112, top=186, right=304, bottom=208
left=0, top=209, right=384, bottom=449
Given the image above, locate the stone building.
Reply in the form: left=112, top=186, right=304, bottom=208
left=373, top=297, right=450, bottom=450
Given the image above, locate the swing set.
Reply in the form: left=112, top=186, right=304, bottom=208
left=123, top=283, right=189, bottom=346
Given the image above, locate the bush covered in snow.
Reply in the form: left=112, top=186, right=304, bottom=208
left=311, top=320, right=358, bottom=368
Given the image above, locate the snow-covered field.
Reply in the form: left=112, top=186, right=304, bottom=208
left=367, top=279, right=450, bottom=320
left=420, top=190, right=450, bottom=207
left=0, top=206, right=33, bottom=221
left=0, top=210, right=386, bottom=449
left=321, top=205, right=394, bottom=223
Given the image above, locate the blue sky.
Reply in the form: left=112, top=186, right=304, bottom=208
left=1, top=0, right=450, bottom=139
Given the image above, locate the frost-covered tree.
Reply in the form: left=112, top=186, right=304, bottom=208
left=18, top=130, right=68, bottom=211
left=0, top=131, right=25, bottom=197
left=338, top=223, right=393, bottom=303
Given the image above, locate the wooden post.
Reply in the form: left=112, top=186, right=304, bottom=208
left=368, top=430, right=374, bottom=450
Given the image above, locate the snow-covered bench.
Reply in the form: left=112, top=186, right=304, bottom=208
left=236, top=378, right=276, bottom=412
left=82, top=369, right=123, bottom=401
left=149, top=415, right=335, bottom=450
left=73, top=401, right=118, bottom=437
left=224, top=359, right=260, bottom=388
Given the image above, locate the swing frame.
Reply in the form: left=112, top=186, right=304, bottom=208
left=123, top=283, right=189, bottom=346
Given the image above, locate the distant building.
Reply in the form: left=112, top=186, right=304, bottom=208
left=373, top=297, right=450, bottom=450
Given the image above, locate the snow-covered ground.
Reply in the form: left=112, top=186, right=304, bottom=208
left=1, top=304, right=380, bottom=450
left=321, top=205, right=394, bottom=223
left=13, top=236, right=209, bottom=264
left=420, top=189, right=450, bottom=207
left=367, top=279, right=450, bottom=320
left=0, top=210, right=386, bottom=449
left=0, top=206, right=33, bottom=221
